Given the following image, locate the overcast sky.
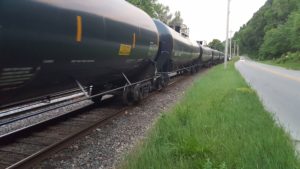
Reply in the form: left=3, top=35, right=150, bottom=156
left=158, top=0, right=267, bottom=43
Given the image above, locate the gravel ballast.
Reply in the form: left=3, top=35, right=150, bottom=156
left=0, top=100, right=92, bottom=136
left=35, top=71, right=207, bottom=169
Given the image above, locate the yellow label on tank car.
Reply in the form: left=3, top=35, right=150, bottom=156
left=119, top=44, right=132, bottom=56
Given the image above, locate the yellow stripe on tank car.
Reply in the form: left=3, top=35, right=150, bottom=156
left=132, top=33, right=136, bottom=49
left=76, top=16, right=82, bottom=42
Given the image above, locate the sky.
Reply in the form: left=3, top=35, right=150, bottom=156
left=158, top=0, right=267, bottom=43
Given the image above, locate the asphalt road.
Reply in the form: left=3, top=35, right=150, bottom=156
left=235, top=58, right=300, bottom=142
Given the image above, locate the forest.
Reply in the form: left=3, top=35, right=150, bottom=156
left=127, top=0, right=225, bottom=52
left=233, top=0, right=300, bottom=60
left=126, top=0, right=184, bottom=27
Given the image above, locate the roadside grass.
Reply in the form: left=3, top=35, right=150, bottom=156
left=121, top=59, right=300, bottom=169
left=262, top=60, right=300, bottom=70
left=261, top=52, right=300, bottom=70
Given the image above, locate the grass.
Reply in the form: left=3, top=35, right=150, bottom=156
left=121, top=59, right=300, bottom=169
left=262, top=60, right=300, bottom=70
left=261, top=52, right=300, bottom=70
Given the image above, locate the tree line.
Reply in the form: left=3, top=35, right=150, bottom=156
left=127, top=0, right=225, bottom=51
left=126, top=0, right=183, bottom=26
left=233, top=0, right=300, bottom=60
left=208, top=39, right=225, bottom=52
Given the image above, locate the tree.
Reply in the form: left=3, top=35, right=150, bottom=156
left=208, top=39, right=225, bottom=52
left=259, top=10, right=300, bottom=59
left=259, top=26, right=289, bottom=59
left=169, top=11, right=183, bottom=27
left=153, top=3, right=173, bottom=25
left=126, top=0, right=181, bottom=26
left=233, top=0, right=299, bottom=59
left=126, top=0, right=157, bottom=17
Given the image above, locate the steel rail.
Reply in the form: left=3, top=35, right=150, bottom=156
left=5, top=107, right=127, bottom=169
left=0, top=69, right=199, bottom=169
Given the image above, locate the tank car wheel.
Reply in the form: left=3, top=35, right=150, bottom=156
left=91, top=96, right=103, bottom=105
left=190, top=66, right=196, bottom=75
left=161, top=73, right=170, bottom=88
left=195, top=65, right=200, bottom=72
left=91, top=87, right=103, bottom=105
left=133, top=84, right=143, bottom=102
left=155, top=78, right=163, bottom=91
left=123, top=87, right=134, bottom=106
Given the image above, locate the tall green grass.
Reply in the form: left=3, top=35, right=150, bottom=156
left=262, top=52, right=300, bottom=70
left=121, top=60, right=300, bottom=169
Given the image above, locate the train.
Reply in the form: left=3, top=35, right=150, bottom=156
left=0, top=0, right=225, bottom=108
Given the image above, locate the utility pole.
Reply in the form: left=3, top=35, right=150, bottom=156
left=233, top=40, right=236, bottom=57
left=224, top=0, right=231, bottom=69
left=229, top=30, right=233, bottom=60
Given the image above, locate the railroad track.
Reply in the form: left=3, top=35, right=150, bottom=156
left=0, top=103, right=126, bottom=169
left=0, top=74, right=191, bottom=169
left=0, top=90, right=88, bottom=121
left=0, top=88, right=88, bottom=115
